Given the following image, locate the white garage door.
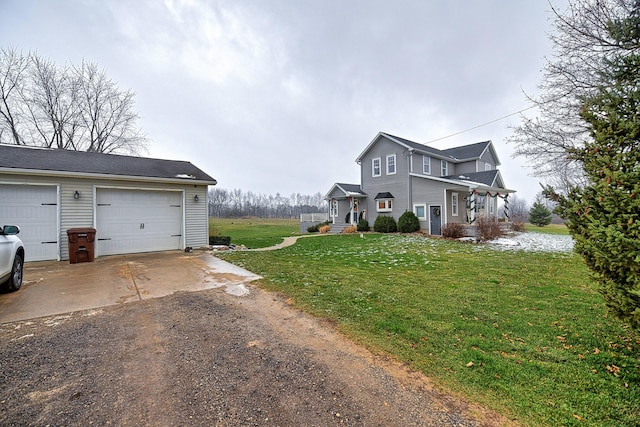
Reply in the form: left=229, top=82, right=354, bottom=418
left=0, top=184, right=59, bottom=262
left=96, top=188, right=183, bottom=256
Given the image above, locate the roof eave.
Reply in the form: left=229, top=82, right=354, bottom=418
left=0, top=167, right=217, bottom=186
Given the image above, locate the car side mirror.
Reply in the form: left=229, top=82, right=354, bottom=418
left=1, top=225, right=20, bottom=235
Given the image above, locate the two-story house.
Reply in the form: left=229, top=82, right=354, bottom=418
left=325, top=132, right=515, bottom=235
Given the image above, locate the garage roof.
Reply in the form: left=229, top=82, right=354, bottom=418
left=0, top=144, right=217, bottom=185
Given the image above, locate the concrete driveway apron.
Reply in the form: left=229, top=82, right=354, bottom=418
left=0, top=251, right=261, bottom=324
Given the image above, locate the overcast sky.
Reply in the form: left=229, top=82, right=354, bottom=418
left=1, top=1, right=564, bottom=203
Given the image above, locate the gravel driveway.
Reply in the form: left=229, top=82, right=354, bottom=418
left=0, top=281, right=512, bottom=426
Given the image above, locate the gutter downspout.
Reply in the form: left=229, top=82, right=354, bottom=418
left=407, top=149, right=414, bottom=211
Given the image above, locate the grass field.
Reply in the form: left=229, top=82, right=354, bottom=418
left=209, top=217, right=299, bottom=248
left=525, top=223, right=570, bottom=235
left=216, top=221, right=640, bottom=427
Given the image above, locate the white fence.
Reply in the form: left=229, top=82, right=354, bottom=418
left=300, top=213, right=329, bottom=222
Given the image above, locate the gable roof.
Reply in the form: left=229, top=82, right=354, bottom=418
left=325, top=182, right=366, bottom=199
left=0, top=144, right=216, bottom=185
left=441, top=141, right=496, bottom=163
left=356, top=132, right=500, bottom=165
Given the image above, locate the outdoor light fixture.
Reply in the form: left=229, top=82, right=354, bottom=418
left=194, top=194, right=199, bottom=202
left=74, top=190, right=80, bottom=199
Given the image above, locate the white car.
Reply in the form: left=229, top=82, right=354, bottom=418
left=1, top=225, right=24, bottom=292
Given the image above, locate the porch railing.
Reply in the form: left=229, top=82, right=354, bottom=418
left=300, top=213, right=329, bottom=222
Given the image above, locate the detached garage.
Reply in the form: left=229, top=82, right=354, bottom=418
left=0, top=144, right=217, bottom=262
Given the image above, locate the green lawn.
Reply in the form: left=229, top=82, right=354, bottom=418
left=218, top=232, right=640, bottom=427
left=525, top=223, right=570, bottom=235
left=209, top=217, right=299, bottom=248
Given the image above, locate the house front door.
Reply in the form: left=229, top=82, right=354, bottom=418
left=429, top=205, right=442, bottom=235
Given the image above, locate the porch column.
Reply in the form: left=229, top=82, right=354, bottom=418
left=349, top=197, right=354, bottom=225
left=503, top=194, right=510, bottom=222
left=469, top=191, right=476, bottom=224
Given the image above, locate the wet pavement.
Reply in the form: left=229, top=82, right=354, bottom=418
left=0, top=250, right=261, bottom=323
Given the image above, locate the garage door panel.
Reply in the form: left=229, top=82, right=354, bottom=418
left=96, top=189, right=183, bottom=256
left=0, top=185, right=58, bottom=262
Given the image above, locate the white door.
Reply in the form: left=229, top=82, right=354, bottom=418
left=96, top=188, right=183, bottom=256
left=0, top=184, right=58, bottom=261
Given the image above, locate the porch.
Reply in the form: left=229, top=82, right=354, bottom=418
left=325, top=183, right=368, bottom=233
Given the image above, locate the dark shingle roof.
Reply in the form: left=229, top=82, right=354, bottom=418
left=374, top=192, right=394, bottom=199
left=444, top=170, right=498, bottom=187
left=441, top=141, right=491, bottom=160
left=381, top=133, right=444, bottom=156
left=381, top=133, right=491, bottom=161
left=336, top=183, right=366, bottom=195
left=0, top=144, right=216, bottom=184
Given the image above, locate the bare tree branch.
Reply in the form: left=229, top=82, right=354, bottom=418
left=509, top=0, right=640, bottom=189
left=0, top=48, right=148, bottom=155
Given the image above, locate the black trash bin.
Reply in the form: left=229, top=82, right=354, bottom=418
left=67, top=228, right=96, bottom=264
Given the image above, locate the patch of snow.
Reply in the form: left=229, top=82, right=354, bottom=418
left=488, top=232, right=574, bottom=253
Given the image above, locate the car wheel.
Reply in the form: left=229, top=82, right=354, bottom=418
left=6, top=254, right=23, bottom=291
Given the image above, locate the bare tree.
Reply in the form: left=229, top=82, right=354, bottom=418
left=504, top=195, right=529, bottom=223
left=74, top=61, right=147, bottom=154
left=24, top=55, right=79, bottom=149
left=509, top=0, right=638, bottom=190
left=0, top=47, right=147, bottom=155
left=0, top=47, right=29, bottom=145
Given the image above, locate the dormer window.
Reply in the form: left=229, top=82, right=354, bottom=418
left=441, top=160, right=448, bottom=176
left=387, top=154, right=396, bottom=175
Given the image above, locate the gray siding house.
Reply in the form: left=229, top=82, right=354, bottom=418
left=326, top=132, right=515, bottom=234
left=0, top=144, right=216, bottom=261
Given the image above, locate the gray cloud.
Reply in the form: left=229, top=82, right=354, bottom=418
left=1, top=0, right=562, bottom=203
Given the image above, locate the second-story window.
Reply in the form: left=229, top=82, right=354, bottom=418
left=387, top=154, right=396, bottom=175
left=441, top=160, right=448, bottom=176
left=485, top=162, right=492, bottom=171
left=423, top=156, right=431, bottom=174
left=372, top=158, right=381, bottom=177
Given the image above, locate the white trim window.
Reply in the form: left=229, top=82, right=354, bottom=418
left=387, top=154, right=396, bottom=175
left=372, top=158, right=381, bottom=177
left=441, top=160, right=448, bottom=176
left=376, top=199, right=393, bottom=212
left=451, top=193, right=459, bottom=216
left=423, top=155, right=431, bottom=175
left=413, top=204, right=427, bottom=220
left=330, top=199, right=338, bottom=217
left=485, top=162, right=492, bottom=171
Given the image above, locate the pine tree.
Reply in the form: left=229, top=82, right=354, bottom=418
left=528, top=202, right=552, bottom=227
left=545, top=7, right=640, bottom=328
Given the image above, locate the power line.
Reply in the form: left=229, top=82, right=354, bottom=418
left=424, top=104, right=538, bottom=145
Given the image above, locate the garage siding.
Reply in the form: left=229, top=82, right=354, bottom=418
left=185, top=185, right=209, bottom=248
left=60, top=183, right=95, bottom=260
left=1, top=174, right=211, bottom=260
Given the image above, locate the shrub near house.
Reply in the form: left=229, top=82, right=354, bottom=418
left=398, top=211, right=420, bottom=233
left=374, top=215, right=397, bottom=233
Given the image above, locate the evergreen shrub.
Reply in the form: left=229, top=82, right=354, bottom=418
left=398, top=211, right=420, bottom=233
left=374, top=215, right=397, bottom=233
left=357, top=219, right=369, bottom=232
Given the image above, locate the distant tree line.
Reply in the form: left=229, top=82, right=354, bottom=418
left=0, top=47, right=147, bottom=154
left=208, top=188, right=327, bottom=218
